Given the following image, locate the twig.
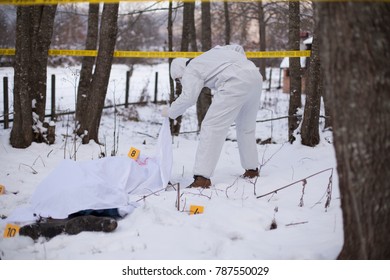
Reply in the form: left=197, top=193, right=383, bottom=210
left=257, top=167, right=334, bottom=199
left=32, top=155, right=46, bottom=168
left=285, top=221, right=308, bottom=227
left=136, top=132, right=156, bottom=138
left=298, top=179, right=307, bottom=207
left=47, top=149, right=53, bottom=158
left=251, top=176, right=259, bottom=196
left=324, top=169, right=334, bottom=211
left=225, top=177, right=240, bottom=199
left=19, top=163, right=38, bottom=174
left=177, top=183, right=180, bottom=211
left=135, top=187, right=167, bottom=202
left=260, top=141, right=287, bottom=169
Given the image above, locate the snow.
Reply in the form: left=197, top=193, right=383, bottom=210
left=0, top=64, right=343, bottom=261
left=279, top=57, right=307, bottom=69
left=303, top=37, right=313, bottom=45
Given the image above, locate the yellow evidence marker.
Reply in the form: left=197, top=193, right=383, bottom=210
left=189, top=205, right=204, bottom=215
left=0, top=184, right=5, bottom=195
left=128, top=147, right=140, bottom=160
left=3, top=224, right=20, bottom=238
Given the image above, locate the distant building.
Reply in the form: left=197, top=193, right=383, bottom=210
left=280, top=34, right=312, bottom=93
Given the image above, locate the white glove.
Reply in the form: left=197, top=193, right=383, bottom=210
left=161, top=106, right=169, bottom=118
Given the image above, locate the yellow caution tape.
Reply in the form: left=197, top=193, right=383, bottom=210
left=0, top=48, right=311, bottom=58
left=247, top=50, right=311, bottom=58
left=49, top=49, right=97, bottom=56
left=0, top=49, right=15, bottom=55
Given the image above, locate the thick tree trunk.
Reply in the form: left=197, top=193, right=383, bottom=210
left=171, top=80, right=183, bottom=136
left=301, top=10, right=321, bottom=147
left=168, top=0, right=174, bottom=122
left=11, top=5, right=57, bottom=148
left=288, top=0, right=302, bottom=143
left=171, top=3, right=197, bottom=136
left=30, top=5, right=57, bottom=123
left=224, top=2, right=231, bottom=45
left=257, top=1, right=266, bottom=81
left=76, top=3, right=99, bottom=141
left=196, top=1, right=212, bottom=130
left=318, top=2, right=390, bottom=259
left=181, top=3, right=197, bottom=52
left=82, top=4, right=119, bottom=144
left=11, top=6, right=33, bottom=148
left=168, top=2, right=177, bottom=136
left=188, top=3, right=197, bottom=52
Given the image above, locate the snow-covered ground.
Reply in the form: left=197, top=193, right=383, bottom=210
left=0, top=64, right=343, bottom=261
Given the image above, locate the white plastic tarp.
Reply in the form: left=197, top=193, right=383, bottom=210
left=7, top=118, right=172, bottom=223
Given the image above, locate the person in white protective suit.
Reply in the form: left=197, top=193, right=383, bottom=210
left=163, top=44, right=263, bottom=188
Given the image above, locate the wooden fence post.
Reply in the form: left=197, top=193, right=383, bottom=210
left=125, top=70, right=130, bottom=108
left=154, top=72, right=158, bottom=104
left=3, top=77, right=9, bottom=129
left=51, top=74, right=56, bottom=121
left=277, top=68, right=282, bottom=89
left=267, top=68, right=273, bottom=91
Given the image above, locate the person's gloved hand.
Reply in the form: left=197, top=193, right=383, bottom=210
left=161, top=106, right=169, bottom=117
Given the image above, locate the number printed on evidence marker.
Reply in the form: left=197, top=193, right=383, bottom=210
left=3, top=224, right=20, bottom=238
left=128, top=147, right=140, bottom=160
left=189, top=205, right=204, bottom=215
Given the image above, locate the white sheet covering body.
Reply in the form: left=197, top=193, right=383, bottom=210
left=7, top=118, right=172, bottom=223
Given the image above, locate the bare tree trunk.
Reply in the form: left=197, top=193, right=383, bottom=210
left=168, top=0, right=174, bottom=104
left=188, top=3, right=197, bottom=52
left=30, top=5, right=57, bottom=123
left=171, top=3, right=197, bottom=136
left=81, top=3, right=119, bottom=144
left=181, top=3, right=197, bottom=52
left=318, top=2, right=390, bottom=259
left=11, top=6, right=33, bottom=148
left=11, top=5, right=57, bottom=148
left=196, top=1, right=212, bottom=130
left=288, top=0, right=302, bottom=143
left=168, top=1, right=180, bottom=136
left=76, top=3, right=99, bottom=142
left=301, top=7, right=321, bottom=147
left=257, top=1, right=266, bottom=81
left=224, top=2, right=231, bottom=45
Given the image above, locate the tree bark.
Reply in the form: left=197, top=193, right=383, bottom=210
left=224, top=2, right=231, bottom=45
left=288, top=0, right=302, bottom=143
left=322, top=91, right=332, bottom=130
left=30, top=5, right=57, bottom=123
left=81, top=3, right=119, bottom=144
left=168, top=0, right=174, bottom=114
left=168, top=1, right=181, bottom=136
left=171, top=3, right=197, bottom=136
left=301, top=7, right=321, bottom=147
left=11, top=5, right=57, bottom=148
left=318, top=2, right=390, bottom=259
left=196, top=1, right=212, bottom=130
left=76, top=3, right=99, bottom=141
left=11, top=6, right=33, bottom=148
left=257, top=1, right=267, bottom=81
left=181, top=3, right=197, bottom=52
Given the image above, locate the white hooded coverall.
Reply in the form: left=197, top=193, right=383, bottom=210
left=168, top=45, right=262, bottom=179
